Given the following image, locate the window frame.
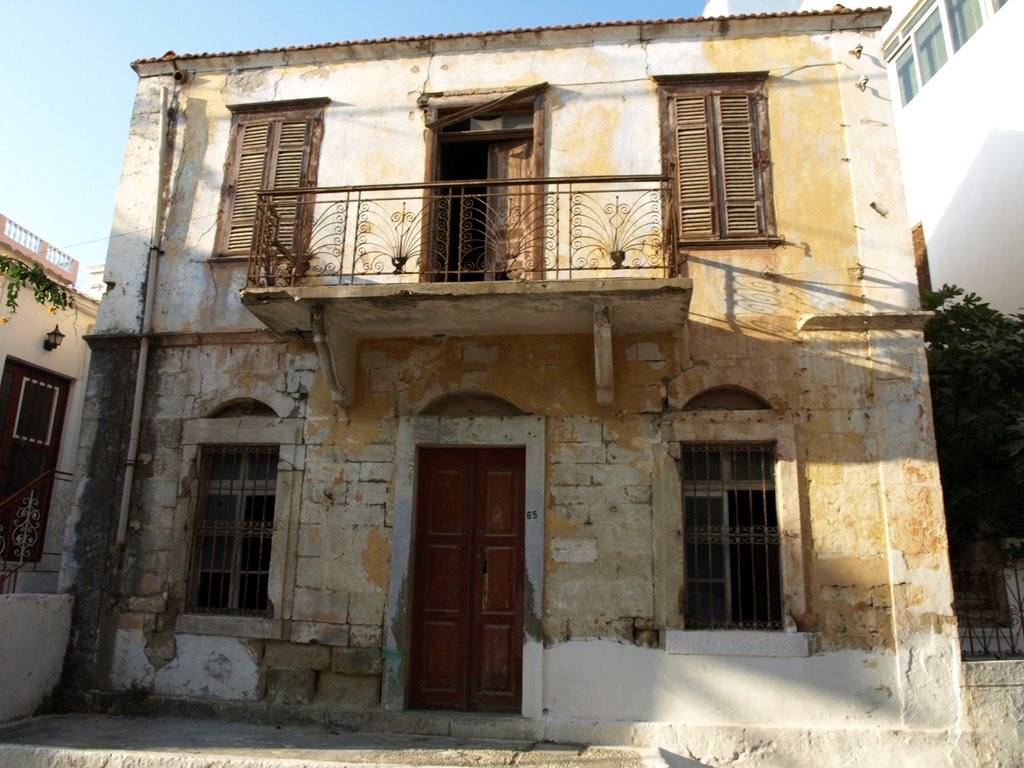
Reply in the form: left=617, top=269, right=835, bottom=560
left=657, top=74, right=780, bottom=249
left=884, top=0, right=1002, bottom=106
left=188, top=444, right=279, bottom=617
left=214, top=98, right=329, bottom=258
left=680, top=443, right=783, bottom=631
left=653, top=410, right=807, bottom=646
left=171, top=415, right=304, bottom=639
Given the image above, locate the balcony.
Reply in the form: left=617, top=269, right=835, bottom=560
left=240, top=176, right=693, bottom=406
left=0, top=213, right=78, bottom=286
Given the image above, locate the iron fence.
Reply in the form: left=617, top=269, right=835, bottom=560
left=952, top=558, right=1024, bottom=659
left=248, top=175, right=676, bottom=287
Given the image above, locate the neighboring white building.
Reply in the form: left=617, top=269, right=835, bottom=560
left=881, top=0, right=1022, bottom=312
left=80, top=263, right=108, bottom=302
left=0, top=213, right=99, bottom=594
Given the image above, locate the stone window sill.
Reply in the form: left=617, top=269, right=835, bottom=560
left=665, top=629, right=813, bottom=657
left=176, top=613, right=283, bottom=640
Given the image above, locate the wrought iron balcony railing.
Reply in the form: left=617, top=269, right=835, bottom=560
left=247, top=176, right=676, bottom=287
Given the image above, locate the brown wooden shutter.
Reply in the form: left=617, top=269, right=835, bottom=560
left=269, top=119, right=315, bottom=251
left=664, top=78, right=775, bottom=245
left=674, top=95, right=716, bottom=238
left=218, top=101, right=325, bottom=257
left=716, top=94, right=762, bottom=237
left=226, top=122, right=272, bottom=253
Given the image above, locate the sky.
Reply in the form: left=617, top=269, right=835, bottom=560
left=0, top=0, right=709, bottom=283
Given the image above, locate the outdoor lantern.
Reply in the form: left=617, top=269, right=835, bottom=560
left=43, top=325, right=65, bottom=351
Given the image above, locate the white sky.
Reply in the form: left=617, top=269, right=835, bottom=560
left=0, top=0, right=706, bottom=283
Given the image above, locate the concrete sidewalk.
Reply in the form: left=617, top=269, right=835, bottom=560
left=0, top=713, right=669, bottom=768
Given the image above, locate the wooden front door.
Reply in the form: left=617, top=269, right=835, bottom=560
left=0, top=360, right=69, bottom=562
left=410, top=447, right=525, bottom=712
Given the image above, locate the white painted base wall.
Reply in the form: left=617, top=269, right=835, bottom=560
left=0, top=594, right=72, bottom=722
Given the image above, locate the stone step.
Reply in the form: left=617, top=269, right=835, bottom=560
left=0, top=714, right=671, bottom=768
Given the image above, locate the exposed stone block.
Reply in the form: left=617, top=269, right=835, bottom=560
left=295, top=556, right=323, bottom=589
left=144, top=632, right=176, bottom=661
left=358, top=462, right=393, bottom=482
left=551, top=485, right=621, bottom=508
left=349, top=481, right=389, bottom=506
left=279, top=444, right=306, bottom=471
left=291, top=587, right=347, bottom=624
left=551, top=537, right=598, bottom=563
left=125, top=594, right=167, bottom=614
left=625, top=484, right=652, bottom=503
left=139, top=478, right=180, bottom=508
left=593, top=463, right=643, bottom=487
left=343, top=503, right=386, bottom=527
left=550, top=464, right=595, bottom=487
left=263, top=641, right=332, bottom=670
left=291, top=621, right=351, bottom=647
left=351, top=444, right=395, bottom=463
left=550, top=442, right=606, bottom=464
left=349, top=624, right=383, bottom=648
left=332, top=647, right=383, bottom=675
left=554, top=416, right=603, bottom=443
left=348, top=592, right=385, bottom=625
left=265, top=668, right=316, bottom=705
left=626, top=342, right=666, bottom=362
left=315, top=671, right=381, bottom=710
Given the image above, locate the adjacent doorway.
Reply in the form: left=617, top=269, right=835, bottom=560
left=0, top=360, right=70, bottom=562
left=409, top=447, right=526, bottom=712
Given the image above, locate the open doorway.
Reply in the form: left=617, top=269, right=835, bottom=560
left=426, top=86, right=545, bottom=281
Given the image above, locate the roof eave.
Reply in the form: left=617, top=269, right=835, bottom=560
left=131, top=7, right=891, bottom=77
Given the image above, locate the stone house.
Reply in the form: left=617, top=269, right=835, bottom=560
left=64, top=7, right=975, bottom=765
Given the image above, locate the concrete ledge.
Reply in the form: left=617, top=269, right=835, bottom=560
left=962, top=659, right=1024, bottom=687
left=664, top=629, right=813, bottom=657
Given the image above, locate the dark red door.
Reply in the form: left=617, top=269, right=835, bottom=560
left=0, top=360, right=70, bottom=562
left=410, top=447, right=525, bottom=712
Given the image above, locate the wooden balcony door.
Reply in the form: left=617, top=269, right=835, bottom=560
left=409, top=447, right=525, bottom=712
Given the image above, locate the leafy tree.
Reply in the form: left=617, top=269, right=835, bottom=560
left=923, top=285, right=1024, bottom=551
left=0, top=254, right=75, bottom=315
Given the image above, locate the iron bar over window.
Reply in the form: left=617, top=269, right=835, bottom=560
left=681, top=444, right=782, bottom=630
left=189, top=446, right=278, bottom=616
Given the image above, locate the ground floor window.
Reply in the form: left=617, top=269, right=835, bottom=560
left=681, top=443, right=782, bottom=630
left=189, top=445, right=278, bottom=615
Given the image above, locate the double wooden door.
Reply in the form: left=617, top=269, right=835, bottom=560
left=410, top=447, right=525, bottom=712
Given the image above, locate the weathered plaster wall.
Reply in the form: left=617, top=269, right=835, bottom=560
left=0, top=594, right=73, bottom=721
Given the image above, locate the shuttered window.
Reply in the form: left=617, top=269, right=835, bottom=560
left=216, top=99, right=327, bottom=256
left=662, top=77, right=776, bottom=246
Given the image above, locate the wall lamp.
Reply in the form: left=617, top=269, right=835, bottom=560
left=43, top=325, right=65, bottom=351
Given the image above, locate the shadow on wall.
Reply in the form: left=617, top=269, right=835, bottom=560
left=660, top=749, right=717, bottom=767
left=928, top=130, right=1024, bottom=313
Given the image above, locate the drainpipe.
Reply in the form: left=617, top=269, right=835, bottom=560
left=117, top=85, right=169, bottom=546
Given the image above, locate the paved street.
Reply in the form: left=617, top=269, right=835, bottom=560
left=0, top=713, right=668, bottom=767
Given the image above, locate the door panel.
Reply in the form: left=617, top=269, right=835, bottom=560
left=410, top=447, right=525, bottom=712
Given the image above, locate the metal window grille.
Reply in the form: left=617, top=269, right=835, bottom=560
left=189, top=446, right=278, bottom=616
left=681, top=444, right=782, bottom=630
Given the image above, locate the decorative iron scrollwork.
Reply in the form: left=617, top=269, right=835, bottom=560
left=249, top=176, right=673, bottom=286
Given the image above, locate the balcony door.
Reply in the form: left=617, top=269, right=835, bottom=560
left=427, top=86, right=545, bottom=281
